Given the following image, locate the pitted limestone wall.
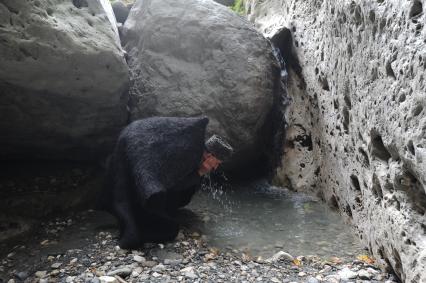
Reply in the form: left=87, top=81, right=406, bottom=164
left=245, top=0, right=426, bottom=282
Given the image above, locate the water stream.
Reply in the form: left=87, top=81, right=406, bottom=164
left=183, top=179, right=364, bottom=259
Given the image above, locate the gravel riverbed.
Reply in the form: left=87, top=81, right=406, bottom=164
left=0, top=210, right=398, bottom=283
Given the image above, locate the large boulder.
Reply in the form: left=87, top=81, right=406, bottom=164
left=121, top=0, right=280, bottom=167
left=0, top=0, right=129, bottom=160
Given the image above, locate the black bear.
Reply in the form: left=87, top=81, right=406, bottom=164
left=98, top=116, right=233, bottom=249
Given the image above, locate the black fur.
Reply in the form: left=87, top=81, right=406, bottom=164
left=98, top=117, right=208, bottom=248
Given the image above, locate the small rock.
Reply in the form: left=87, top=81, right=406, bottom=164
left=50, top=269, right=60, bottom=276
left=107, top=267, right=132, bottom=277
left=51, top=262, right=62, bottom=269
left=324, top=275, right=340, bottom=283
left=131, top=267, right=143, bottom=277
left=266, top=251, right=294, bottom=263
left=70, top=258, right=78, bottom=265
left=14, top=271, right=29, bottom=281
left=306, top=277, right=319, bottom=283
left=358, top=269, right=373, bottom=280
left=35, top=271, right=47, bottom=278
left=164, top=259, right=182, bottom=266
left=152, top=264, right=166, bottom=272
left=152, top=272, right=162, bottom=278
left=99, top=276, right=118, bottom=283
left=271, top=277, right=280, bottom=283
left=338, top=267, right=357, bottom=280
left=180, top=266, right=197, bottom=279
left=65, top=276, right=75, bottom=283
left=298, top=272, right=307, bottom=276
left=7, top=279, right=15, bottom=283
left=133, top=255, right=145, bottom=263
left=141, top=261, right=157, bottom=267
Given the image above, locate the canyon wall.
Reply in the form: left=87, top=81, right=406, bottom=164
left=245, top=0, right=426, bottom=282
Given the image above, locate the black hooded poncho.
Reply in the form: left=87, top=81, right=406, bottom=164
left=99, top=117, right=209, bottom=248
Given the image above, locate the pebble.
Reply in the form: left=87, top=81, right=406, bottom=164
left=164, top=258, right=183, bottom=265
left=306, top=277, right=320, bottom=283
left=152, top=263, right=166, bottom=272
left=358, top=269, right=373, bottom=279
left=266, top=251, right=294, bottom=262
left=106, top=267, right=132, bottom=277
left=14, top=271, right=29, bottom=281
left=338, top=267, right=357, bottom=280
left=133, top=255, right=145, bottom=263
left=51, top=262, right=62, bottom=269
left=35, top=271, right=47, bottom=278
left=180, top=266, right=198, bottom=279
left=141, top=260, right=157, bottom=267
left=99, top=276, right=118, bottom=283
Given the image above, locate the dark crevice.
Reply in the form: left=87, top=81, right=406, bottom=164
left=394, top=169, right=426, bottom=215
left=72, top=0, right=89, bottom=9
left=358, top=147, right=370, bottom=167
left=371, top=174, right=383, bottom=203
left=270, top=27, right=306, bottom=88
left=350, top=174, right=361, bottom=191
left=370, top=132, right=392, bottom=162
left=409, top=0, right=423, bottom=19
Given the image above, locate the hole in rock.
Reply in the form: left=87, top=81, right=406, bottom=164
left=350, top=175, right=361, bottom=192
left=370, top=132, right=391, bottom=162
left=318, top=75, right=330, bottom=91
left=395, top=170, right=426, bottom=215
left=409, top=0, right=423, bottom=19
left=342, top=106, right=350, bottom=133
left=407, top=140, right=415, bottom=155
left=358, top=148, right=370, bottom=167
left=371, top=174, right=384, bottom=202
left=329, top=195, right=340, bottom=210
left=412, top=104, right=423, bottom=116
left=72, top=0, right=88, bottom=9
left=386, top=60, right=396, bottom=79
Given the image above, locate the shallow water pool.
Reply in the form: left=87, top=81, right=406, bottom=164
left=184, top=180, right=364, bottom=259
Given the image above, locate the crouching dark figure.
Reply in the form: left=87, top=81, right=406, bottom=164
left=98, top=117, right=233, bottom=249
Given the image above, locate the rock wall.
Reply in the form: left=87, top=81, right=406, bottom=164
left=0, top=0, right=129, bottom=160
left=245, top=0, right=426, bottom=282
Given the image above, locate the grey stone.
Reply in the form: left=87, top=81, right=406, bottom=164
left=106, top=267, right=132, bottom=277
left=265, top=251, right=294, bottom=263
left=0, top=0, right=129, bottom=160
left=245, top=0, right=426, bottom=282
left=122, top=0, right=280, bottom=167
left=358, top=269, right=373, bottom=280
left=338, top=268, right=357, bottom=280
left=305, top=277, right=319, bottom=283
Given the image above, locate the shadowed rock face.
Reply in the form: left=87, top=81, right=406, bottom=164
left=121, top=0, right=281, bottom=169
left=0, top=0, right=129, bottom=160
left=246, top=0, right=426, bottom=281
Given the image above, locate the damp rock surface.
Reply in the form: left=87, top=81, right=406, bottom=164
left=245, top=0, right=426, bottom=282
left=0, top=0, right=129, bottom=160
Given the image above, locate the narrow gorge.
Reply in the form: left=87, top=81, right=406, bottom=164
left=0, top=0, right=424, bottom=282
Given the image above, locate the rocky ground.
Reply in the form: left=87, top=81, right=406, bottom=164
left=0, top=209, right=398, bottom=283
